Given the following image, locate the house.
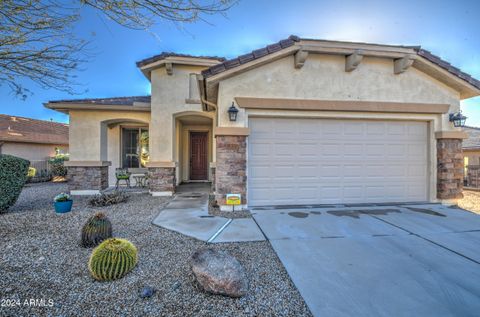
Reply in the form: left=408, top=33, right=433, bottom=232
left=45, top=36, right=480, bottom=209
left=463, top=126, right=480, bottom=188
left=0, top=114, right=68, bottom=161
left=463, top=126, right=480, bottom=166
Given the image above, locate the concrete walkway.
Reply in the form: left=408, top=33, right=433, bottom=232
left=152, top=183, right=265, bottom=243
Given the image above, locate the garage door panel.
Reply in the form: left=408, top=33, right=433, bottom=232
left=248, top=118, right=428, bottom=206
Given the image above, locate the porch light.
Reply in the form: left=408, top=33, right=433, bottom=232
left=228, top=102, right=239, bottom=122
left=449, top=111, right=467, bottom=128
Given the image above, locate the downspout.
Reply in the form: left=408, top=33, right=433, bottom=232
left=197, top=74, right=217, bottom=111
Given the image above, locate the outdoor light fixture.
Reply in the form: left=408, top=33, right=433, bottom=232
left=449, top=111, right=467, bottom=128
left=228, top=102, right=239, bottom=121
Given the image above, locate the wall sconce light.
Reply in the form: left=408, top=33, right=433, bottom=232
left=228, top=102, right=239, bottom=122
left=449, top=111, right=467, bottom=128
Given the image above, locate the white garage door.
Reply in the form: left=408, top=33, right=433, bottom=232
left=248, top=118, right=428, bottom=206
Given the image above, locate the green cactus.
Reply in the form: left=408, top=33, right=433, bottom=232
left=88, top=238, right=138, bottom=281
left=81, top=213, right=112, bottom=248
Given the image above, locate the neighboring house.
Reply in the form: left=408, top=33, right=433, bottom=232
left=0, top=114, right=68, bottom=161
left=463, top=126, right=480, bottom=166
left=45, top=36, right=480, bottom=209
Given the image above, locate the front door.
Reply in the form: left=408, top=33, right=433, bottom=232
left=190, top=132, right=208, bottom=180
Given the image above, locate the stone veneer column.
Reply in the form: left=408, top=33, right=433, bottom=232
left=436, top=136, right=465, bottom=201
left=148, top=163, right=176, bottom=196
left=65, top=161, right=110, bottom=195
left=215, top=129, right=248, bottom=211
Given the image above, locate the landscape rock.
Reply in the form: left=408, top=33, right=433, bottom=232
left=139, top=286, right=156, bottom=299
left=190, top=248, right=248, bottom=298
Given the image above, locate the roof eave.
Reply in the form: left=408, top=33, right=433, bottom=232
left=44, top=102, right=151, bottom=113
left=139, top=56, right=223, bottom=81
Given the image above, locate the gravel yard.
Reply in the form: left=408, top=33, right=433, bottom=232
left=0, top=183, right=311, bottom=317
left=458, top=190, right=480, bottom=214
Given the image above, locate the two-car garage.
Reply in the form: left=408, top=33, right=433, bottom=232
left=248, top=117, right=429, bottom=206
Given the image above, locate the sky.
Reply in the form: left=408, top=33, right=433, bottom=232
left=0, top=0, right=479, bottom=125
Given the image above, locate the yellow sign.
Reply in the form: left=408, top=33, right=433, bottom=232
left=226, top=194, right=241, bottom=205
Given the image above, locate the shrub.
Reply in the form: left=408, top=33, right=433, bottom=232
left=49, top=154, right=69, bottom=177
left=88, top=238, right=138, bottom=281
left=81, top=213, right=113, bottom=248
left=54, top=193, right=71, bottom=202
left=27, top=167, right=36, bottom=177
left=0, top=154, right=29, bottom=211
left=88, top=191, right=128, bottom=207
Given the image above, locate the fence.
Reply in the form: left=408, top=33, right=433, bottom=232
left=465, top=165, right=480, bottom=188
left=28, top=160, right=52, bottom=182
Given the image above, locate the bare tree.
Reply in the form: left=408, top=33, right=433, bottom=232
left=0, top=0, right=237, bottom=98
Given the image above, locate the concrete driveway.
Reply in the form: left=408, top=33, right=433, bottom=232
left=252, top=204, right=480, bottom=317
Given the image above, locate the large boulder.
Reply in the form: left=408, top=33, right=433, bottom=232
left=190, top=248, right=248, bottom=298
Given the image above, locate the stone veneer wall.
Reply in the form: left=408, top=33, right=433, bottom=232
left=211, top=166, right=216, bottom=192
left=437, top=138, right=464, bottom=200
left=68, top=166, right=108, bottom=191
left=148, top=167, right=176, bottom=193
left=215, top=135, right=247, bottom=205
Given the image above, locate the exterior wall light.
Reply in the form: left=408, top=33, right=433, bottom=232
left=228, top=102, right=239, bottom=122
left=449, top=111, right=467, bottom=128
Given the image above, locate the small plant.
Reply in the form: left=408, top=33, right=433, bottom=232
left=49, top=154, right=69, bottom=177
left=88, top=238, right=138, bottom=281
left=27, top=167, right=36, bottom=177
left=54, top=192, right=71, bottom=202
left=81, top=213, right=113, bottom=248
left=89, top=191, right=128, bottom=207
left=0, top=154, right=30, bottom=211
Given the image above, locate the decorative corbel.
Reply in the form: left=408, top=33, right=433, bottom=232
left=165, top=62, right=173, bottom=75
left=394, top=55, right=415, bottom=74
left=294, top=49, right=309, bottom=69
left=345, top=50, right=364, bottom=72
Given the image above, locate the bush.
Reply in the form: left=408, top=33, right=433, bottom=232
left=88, top=238, right=138, bottom=281
left=0, top=154, right=30, bottom=211
left=49, top=154, right=69, bottom=177
left=27, top=167, right=36, bottom=177
left=89, top=191, right=128, bottom=207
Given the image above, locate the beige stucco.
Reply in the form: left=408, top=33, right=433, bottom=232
left=216, top=54, right=461, bottom=129
left=464, top=150, right=480, bottom=166
left=0, top=142, right=68, bottom=161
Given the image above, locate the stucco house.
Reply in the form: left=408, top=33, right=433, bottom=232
left=0, top=114, right=68, bottom=161
left=45, top=36, right=480, bottom=209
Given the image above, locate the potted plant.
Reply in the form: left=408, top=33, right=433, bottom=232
left=54, top=193, right=73, bottom=213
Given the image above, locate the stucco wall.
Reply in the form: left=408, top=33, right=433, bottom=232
left=0, top=142, right=68, bottom=161
left=216, top=54, right=461, bottom=129
left=69, top=110, right=150, bottom=161
left=150, top=65, right=208, bottom=162
left=464, top=150, right=480, bottom=166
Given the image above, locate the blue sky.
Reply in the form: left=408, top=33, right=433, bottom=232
left=1, top=0, right=479, bottom=125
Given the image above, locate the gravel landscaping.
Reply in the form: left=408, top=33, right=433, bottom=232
left=458, top=189, right=480, bottom=214
left=0, top=183, right=311, bottom=316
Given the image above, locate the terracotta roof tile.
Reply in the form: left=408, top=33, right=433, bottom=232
left=200, top=36, right=480, bottom=91
left=0, top=114, right=68, bottom=145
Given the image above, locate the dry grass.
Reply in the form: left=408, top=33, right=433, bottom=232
left=458, top=190, right=480, bottom=214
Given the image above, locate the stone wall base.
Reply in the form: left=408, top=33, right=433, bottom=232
left=215, top=135, right=247, bottom=208
left=148, top=167, right=176, bottom=195
left=67, top=166, right=108, bottom=194
left=437, top=138, right=464, bottom=200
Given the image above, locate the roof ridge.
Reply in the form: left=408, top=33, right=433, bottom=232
left=0, top=113, right=68, bottom=126
left=49, top=95, right=151, bottom=104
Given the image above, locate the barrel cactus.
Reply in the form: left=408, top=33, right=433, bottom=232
left=88, top=238, right=138, bottom=281
left=81, top=212, right=112, bottom=248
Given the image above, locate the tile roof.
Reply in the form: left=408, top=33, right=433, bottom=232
left=202, top=35, right=300, bottom=78
left=48, top=96, right=151, bottom=106
left=136, top=52, right=226, bottom=68
left=463, top=126, right=480, bottom=149
left=0, top=114, right=68, bottom=145
left=200, top=35, right=480, bottom=91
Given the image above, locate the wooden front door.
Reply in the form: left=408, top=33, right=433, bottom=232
left=190, top=132, right=208, bottom=180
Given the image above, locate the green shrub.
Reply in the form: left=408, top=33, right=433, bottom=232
left=49, top=154, right=69, bottom=177
left=88, top=238, right=138, bottom=281
left=27, top=167, right=36, bottom=177
left=0, top=154, right=30, bottom=211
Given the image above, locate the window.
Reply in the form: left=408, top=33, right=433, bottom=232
left=121, top=127, right=149, bottom=168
